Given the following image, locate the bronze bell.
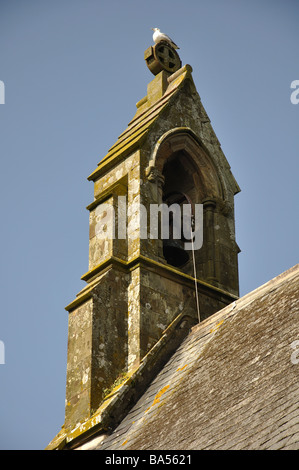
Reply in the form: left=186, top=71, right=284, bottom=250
left=163, top=238, right=189, bottom=267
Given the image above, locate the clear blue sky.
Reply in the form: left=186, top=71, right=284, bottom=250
left=0, top=0, right=298, bottom=450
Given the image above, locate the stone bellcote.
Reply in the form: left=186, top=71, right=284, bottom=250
left=48, top=41, right=240, bottom=449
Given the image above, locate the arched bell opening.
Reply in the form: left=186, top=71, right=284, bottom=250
left=150, top=130, right=238, bottom=294
left=161, top=150, right=198, bottom=270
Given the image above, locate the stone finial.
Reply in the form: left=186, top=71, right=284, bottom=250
left=145, top=41, right=182, bottom=76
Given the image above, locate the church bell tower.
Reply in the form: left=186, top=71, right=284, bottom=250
left=48, top=36, right=240, bottom=449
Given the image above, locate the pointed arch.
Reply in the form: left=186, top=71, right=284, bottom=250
left=147, top=127, right=227, bottom=204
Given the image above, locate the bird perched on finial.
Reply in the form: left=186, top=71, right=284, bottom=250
left=151, top=28, right=180, bottom=49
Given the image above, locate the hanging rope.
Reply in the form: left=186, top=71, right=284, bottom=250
left=191, top=215, right=201, bottom=323
left=163, top=190, right=201, bottom=323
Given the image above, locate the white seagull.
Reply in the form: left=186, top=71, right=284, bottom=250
left=151, top=28, right=180, bottom=49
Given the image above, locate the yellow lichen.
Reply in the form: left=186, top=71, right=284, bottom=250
left=146, top=385, right=170, bottom=412
left=102, top=371, right=128, bottom=398
left=176, top=364, right=188, bottom=372
left=210, top=320, right=224, bottom=333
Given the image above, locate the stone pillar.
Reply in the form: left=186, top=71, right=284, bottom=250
left=64, top=266, right=129, bottom=429
left=202, top=198, right=218, bottom=285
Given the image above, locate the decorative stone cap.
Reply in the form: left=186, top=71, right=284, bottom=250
left=145, top=41, right=182, bottom=75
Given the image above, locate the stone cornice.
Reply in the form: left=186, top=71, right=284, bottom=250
left=64, top=254, right=238, bottom=313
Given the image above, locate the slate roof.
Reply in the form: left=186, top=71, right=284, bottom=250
left=83, top=264, right=299, bottom=450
